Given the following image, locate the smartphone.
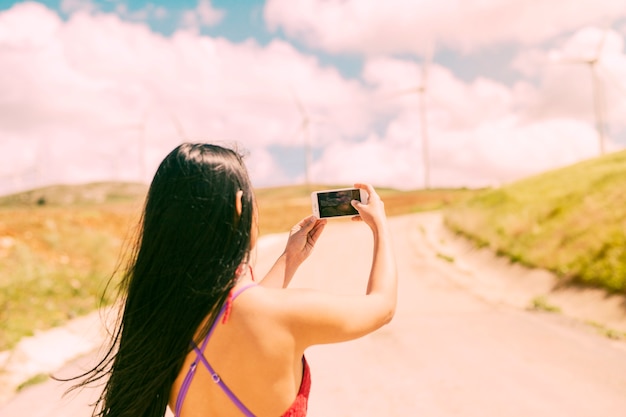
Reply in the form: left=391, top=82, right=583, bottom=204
left=311, top=187, right=368, bottom=219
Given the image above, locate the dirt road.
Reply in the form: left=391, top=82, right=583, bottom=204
left=2, top=212, right=626, bottom=416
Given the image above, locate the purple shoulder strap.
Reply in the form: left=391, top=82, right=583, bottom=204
left=174, top=284, right=257, bottom=417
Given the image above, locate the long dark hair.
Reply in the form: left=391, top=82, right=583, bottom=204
left=74, top=143, right=255, bottom=417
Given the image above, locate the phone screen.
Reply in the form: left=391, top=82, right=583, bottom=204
left=316, top=189, right=361, bottom=218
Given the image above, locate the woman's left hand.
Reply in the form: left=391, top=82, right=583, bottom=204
left=259, top=216, right=326, bottom=288
left=284, top=215, right=327, bottom=269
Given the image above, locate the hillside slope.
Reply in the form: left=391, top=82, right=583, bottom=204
left=444, top=150, right=626, bottom=293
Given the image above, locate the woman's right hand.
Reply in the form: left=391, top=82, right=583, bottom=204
left=350, top=183, right=387, bottom=231
left=278, top=182, right=397, bottom=349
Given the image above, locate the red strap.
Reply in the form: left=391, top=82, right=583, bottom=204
left=222, top=282, right=257, bottom=324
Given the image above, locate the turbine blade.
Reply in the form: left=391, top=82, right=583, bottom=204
left=289, top=86, right=309, bottom=118
left=170, top=113, right=187, bottom=139
left=422, top=41, right=434, bottom=86
left=594, top=28, right=610, bottom=60
left=421, top=60, right=429, bottom=89
left=555, top=57, right=589, bottom=65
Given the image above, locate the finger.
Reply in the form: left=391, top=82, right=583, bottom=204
left=351, top=199, right=363, bottom=210
left=294, top=215, right=317, bottom=233
left=313, top=218, right=327, bottom=230
left=351, top=215, right=363, bottom=222
left=298, top=215, right=317, bottom=226
left=308, top=220, right=327, bottom=244
left=290, top=223, right=301, bottom=234
left=354, top=183, right=378, bottom=200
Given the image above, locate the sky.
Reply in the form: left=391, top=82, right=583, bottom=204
left=1, top=0, right=626, bottom=194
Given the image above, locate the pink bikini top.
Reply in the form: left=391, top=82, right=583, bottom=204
left=174, top=284, right=311, bottom=417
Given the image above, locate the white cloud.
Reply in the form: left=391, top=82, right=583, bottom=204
left=196, top=0, right=225, bottom=26
left=245, top=147, right=291, bottom=188
left=181, top=0, right=225, bottom=33
left=0, top=2, right=62, bottom=46
left=309, top=44, right=625, bottom=189
left=114, top=3, right=168, bottom=22
left=312, top=134, right=419, bottom=188
left=364, top=57, right=515, bottom=131
left=311, top=118, right=603, bottom=190
left=265, top=0, right=626, bottom=55
left=558, top=26, right=624, bottom=61
left=511, top=27, right=626, bottom=133
left=511, top=48, right=550, bottom=78
left=60, top=0, right=97, bottom=15
left=0, top=3, right=371, bottom=193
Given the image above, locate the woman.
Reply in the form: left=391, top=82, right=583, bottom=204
left=77, top=143, right=397, bottom=417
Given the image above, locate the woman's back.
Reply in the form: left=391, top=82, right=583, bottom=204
left=170, top=283, right=310, bottom=417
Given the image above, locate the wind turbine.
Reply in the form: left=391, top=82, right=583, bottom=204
left=113, top=109, right=191, bottom=185
left=556, top=29, right=611, bottom=155
left=289, top=88, right=314, bottom=187
left=386, top=47, right=434, bottom=189
left=170, top=112, right=188, bottom=142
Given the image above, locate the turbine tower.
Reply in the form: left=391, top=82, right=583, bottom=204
left=585, top=31, right=608, bottom=155
left=387, top=46, right=433, bottom=189
left=290, top=88, right=313, bottom=186
left=558, top=29, right=611, bottom=155
left=113, top=110, right=187, bottom=185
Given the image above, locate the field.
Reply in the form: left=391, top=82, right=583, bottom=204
left=5, top=146, right=625, bottom=354
left=0, top=183, right=472, bottom=351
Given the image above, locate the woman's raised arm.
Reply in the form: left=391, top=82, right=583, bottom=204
left=266, top=184, right=398, bottom=348
left=259, top=216, right=327, bottom=288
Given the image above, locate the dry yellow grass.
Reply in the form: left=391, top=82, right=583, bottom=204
left=0, top=204, right=141, bottom=350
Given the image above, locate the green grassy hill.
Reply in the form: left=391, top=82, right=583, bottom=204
left=444, top=150, right=626, bottom=294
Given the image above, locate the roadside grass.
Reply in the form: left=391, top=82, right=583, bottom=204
left=528, top=296, right=561, bottom=313
left=444, top=150, right=626, bottom=294
left=586, top=321, right=626, bottom=340
left=16, top=373, right=49, bottom=392
left=1, top=183, right=473, bottom=352
left=436, top=252, right=455, bottom=263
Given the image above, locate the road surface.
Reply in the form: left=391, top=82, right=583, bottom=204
left=2, top=213, right=625, bottom=416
